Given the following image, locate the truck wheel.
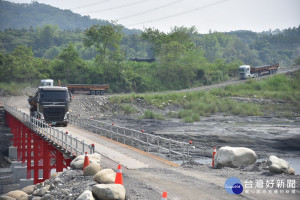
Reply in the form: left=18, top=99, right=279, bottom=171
left=96, top=91, right=100, bottom=95
left=100, top=90, right=104, bottom=95
left=90, top=91, right=96, bottom=95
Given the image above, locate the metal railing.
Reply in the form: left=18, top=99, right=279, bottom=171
left=4, top=105, right=94, bottom=156
left=69, top=115, right=192, bottom=162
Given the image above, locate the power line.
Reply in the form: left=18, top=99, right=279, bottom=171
left=114, top=0, right=184, bottom=21
left=126, top=0, right=229, bottom=27
left=81, top=0, right=150, bottom=14
left=71, top=0, right=111, bottom=11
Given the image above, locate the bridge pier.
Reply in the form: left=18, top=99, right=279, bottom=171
left=5, top=111, right=72, bottom=184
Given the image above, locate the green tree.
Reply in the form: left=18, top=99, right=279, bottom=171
left=11, top=46, right=36, bottom=82
left=36, top=25, right=58, bottom=49
left=0, top=52, right=14, bottom=82
left=294, top=55, right=300, bottom=65
left=83, top=24, right=123, bottom=64
left=141, top=28, right=169, bottom=56
left=43, top=46, right=60, bottom=59
left=53, top=43, right=85, bottom=83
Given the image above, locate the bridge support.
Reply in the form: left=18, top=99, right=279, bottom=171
left=5, top=111, right=72, bottom=184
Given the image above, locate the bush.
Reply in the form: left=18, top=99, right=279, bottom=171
left=119, top=104, right=137, bottom=115
left=143, top=110, right=164, bottom=120
left=0, top=82, right=30, bottom=96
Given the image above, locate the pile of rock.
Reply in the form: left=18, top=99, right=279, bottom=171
left=76, top=154, right=126, bottom=200
left=0, top=153, right=126, bottom=200
left=213, top=146, right=296, bottom=175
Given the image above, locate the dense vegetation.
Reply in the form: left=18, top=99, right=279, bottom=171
left=110, top=71, right=300, bottom=122
left=0, top=1, right=300, bottom=94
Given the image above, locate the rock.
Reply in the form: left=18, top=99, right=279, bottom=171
left=70, top=153, right=101, bottom=169
left=6, top=190, right=28, bottom=199
left=32, top=197, right=42, bottom=200
left=49, top=184, right=55, bottom=190
left=0, top=196, right=16, bottom=200
left=92, top=184, right=125, bottom=200
left=61, top=189, right=70, bottom=196
left=16, top=195, right=28, bottom=200
left=267, top=155, right=295, bottom=175
left=22, top=185, right=35, bottom=195
left=83, top=163, right=102, bottom=176
left=40, top=194, right=54, bottom=200
left=288, top=167, right=295, bottom=175
left=214, top=146, right=257, bottom=168
left=32, top=185, right=50, bottom=197
left=93, top=168, right=116, bottom=184
left=50, top=172, right=61, bottom=179
left=77, top=190, right=95, bottom=200
left=54, top=178, right=62, bottom=183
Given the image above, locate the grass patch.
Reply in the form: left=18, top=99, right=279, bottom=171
left=108, top=71, right=300, bottom=122
left=0, top=82, right=30, bottom=96
left=215, top=72, right=300, bottom=102
left=167, top=111, right=178, bottom=118
left=142, top=110, right=165, bottom=120
left=119, top=104, right=137, bottom=115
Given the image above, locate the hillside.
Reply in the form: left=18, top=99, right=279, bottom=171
left=0, top=0, right=140, bottom=34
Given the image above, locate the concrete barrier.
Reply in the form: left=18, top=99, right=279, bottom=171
left=13, top=166, right=27, bottom=183
left=20, top=178, right=34, bottom=189
left=10, top=161, right=22, bottom=172
left=9, top=146, right=18, bottom=160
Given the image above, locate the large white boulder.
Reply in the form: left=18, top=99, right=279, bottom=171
left=214, top=146, right=257, bottom=168
left=5, top=190, right=27, bottom=199
left=32, top=185, right=50, bottom=197
left=93, top=169, right=116, bottom=184
left=92, top=184, right=125, bottom=200
left=77, top=190, right=95, bottom=200
left=83, top=163, right=102, bottom=176
left=21, top=185, right=35, bottom=195
left=70, top=153, right=101, bottom=169
left=267, top=155, right=295, bottom=175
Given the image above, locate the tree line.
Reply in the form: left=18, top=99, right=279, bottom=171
left=0, top=24, right=299, bottom=93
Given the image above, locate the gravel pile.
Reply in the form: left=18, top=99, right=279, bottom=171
left=47, top=170, right=96, bottom=199
left=0, top=153, right=10, bottom=168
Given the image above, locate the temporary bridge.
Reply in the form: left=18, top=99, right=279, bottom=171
left=4, top=105, right=94, bottom=184
left=3, top=103, right=193, bottom=184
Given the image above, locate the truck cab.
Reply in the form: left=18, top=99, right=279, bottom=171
left=29, top=86, right=71, bottom=126
left=238, top=65, right=252, bottom=79
left=40, top=79, right=54, bottom=87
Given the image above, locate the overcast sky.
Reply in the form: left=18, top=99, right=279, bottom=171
left=8, top=0, right=300, bottom=33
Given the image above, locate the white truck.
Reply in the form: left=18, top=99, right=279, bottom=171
left=238, top=63, right=279, bottom=79
left=40, top=79, right=54, bottom=87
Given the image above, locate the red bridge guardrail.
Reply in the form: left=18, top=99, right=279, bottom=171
left=4, top=105, right=94, bottom=184
left=4, top=105, right=94, bottom=156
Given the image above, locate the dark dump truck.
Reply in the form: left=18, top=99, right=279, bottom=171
left=28, top=86, right=71, bottom=126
